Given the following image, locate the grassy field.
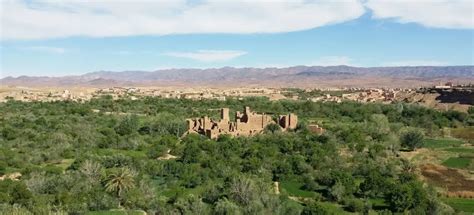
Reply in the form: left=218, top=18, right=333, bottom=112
left=444, top=147, right=474, bottom=153
left=451, top=127, right=474, bottom=141
left=423, top=138, right=464, bottom=149
left=280, top=181, right=316, bottom=198
left=442, top=198, right=474, bottom=213
left=318, top=201, right=355, bottom=214
left=442, top=157, right=472, bottom=169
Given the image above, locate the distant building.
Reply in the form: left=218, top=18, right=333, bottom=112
left=186, top=106, right=298, bottom=139
left=434, top=82, right=453, bottom=89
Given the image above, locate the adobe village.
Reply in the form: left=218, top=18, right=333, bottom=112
left=186, top=106, right=300, bottom=139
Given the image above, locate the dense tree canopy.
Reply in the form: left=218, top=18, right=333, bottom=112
left=0, top=96, right=470, bottom=214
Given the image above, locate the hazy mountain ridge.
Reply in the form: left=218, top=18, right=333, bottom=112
left=2, top=66, right=473, bottom=88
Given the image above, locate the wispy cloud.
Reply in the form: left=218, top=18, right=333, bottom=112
left=1, top=0, right=365, bottom=40
left=22, top=46, right=66, bottom=54
left=382, top=60, right=448, bottom=67
left=2, top=0, right=472, bottom=40
left=311, top=56, right=356, bottom=66
left=164, top=50, right=247, bottom=62
left=365, top=0, right=473, bottom=29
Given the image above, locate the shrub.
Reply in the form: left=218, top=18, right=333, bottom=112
left=301, top=202, right=330, bottom=215
left=265, top=123, right=282, bottom=134
left=345, top=198, right=365, bottom=213
left=400, top=129, right=424, bottom=151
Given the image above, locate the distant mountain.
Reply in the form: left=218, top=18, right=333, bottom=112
left=1, top=66, right=473, bottom=88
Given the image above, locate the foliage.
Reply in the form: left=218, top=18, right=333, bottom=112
left=345, top=197, right=365, bottom=213
left=104, top=167, right=136, bottom=204
left=400, top=129, right=424, bottom=151
left=265, top=123, right=282, bottom=134
left=385, top=181, right=429, bottom=212
left=301, top=202, right=330, bottom=215
left=115, top=115, right=139, bottom=136
left=281, top=181, right=316, bottom=198
left=0, top=97, right=471, bottom=213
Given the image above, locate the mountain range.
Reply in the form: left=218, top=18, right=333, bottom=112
left=1, top=66, right=473, bottom=88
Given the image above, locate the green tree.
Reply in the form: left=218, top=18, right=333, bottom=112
left=175, top=194, right=209, bottom=215
left=346, top=198, right=365, bottom=213
left=360, top=171, right=388, bottom=198
left=214, top=198, right=242, bottom=215
left=330, top=182, right=346, bottom=202
left=369, top=114, right=391, bottom=141
left=400, top=130, right=424, bottom=151
left=265, top=123, right=282, bottom=134
left=229, top=176, right=256, bottom=206
left=104, top=167, right=136, bottom=207
left=80, top=160, right=103, bottom=183
left=115, top=115, right=139, bottom=136
left=0, top=179, right=33, bottom=207
left=181, top=143, right=203, bottom=164
left=468, top=106, right=474, bottom=114
left=301, top=202, right=329, bottom=215
left=385, top=181, right=428, bottom=213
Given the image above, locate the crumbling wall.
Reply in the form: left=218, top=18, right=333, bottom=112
left=186, top=106, right=298, bottom=139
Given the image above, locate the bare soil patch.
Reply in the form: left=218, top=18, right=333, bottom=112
left=0, top=172, right=22, bottom=181
left=420, top=163, right=474, bottom=198
left=157, top=149, right=178, bottom=160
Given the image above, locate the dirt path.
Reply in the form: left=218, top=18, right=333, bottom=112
left=274, top=181, right=280, bottom=194
left=157, top=149, right=178, bottom=160
left=0, top=172, right=21, bottom=181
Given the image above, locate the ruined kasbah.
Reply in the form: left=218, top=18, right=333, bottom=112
left=186, top=106, right=298, bottom=139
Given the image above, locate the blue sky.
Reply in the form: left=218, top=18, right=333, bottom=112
left=1, top=0, right=473, bottom=77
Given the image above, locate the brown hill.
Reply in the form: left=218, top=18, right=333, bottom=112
left=1, top=65, right=473, bottom=88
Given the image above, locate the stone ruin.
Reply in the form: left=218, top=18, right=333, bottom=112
left=308, top=124, right=325, bottom=134
left=186, top=106, right=298, bottom=139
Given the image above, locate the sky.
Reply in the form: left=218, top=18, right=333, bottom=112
left=0, top=0, right=473, bottom=77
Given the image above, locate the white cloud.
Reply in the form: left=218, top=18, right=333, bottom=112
left=2, top=0, right=471, bottom=40
left=382, top=60, right=448, bottom=66
left=164, top=50, right=247, bottom=62
left=1, top=0, right=365, bottom=40
left=366, top=0, right=474, bottom=29
left=311, top=56, right=356, bottom=66
left=22, top=46, right=66, bottom=54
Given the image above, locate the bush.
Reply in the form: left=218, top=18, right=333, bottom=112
left=265, top=123, right=282, bottom=134
left=385, top=181, right=428, bottom=212
left=468, top=106, right=474, bottom=115
left=301, top=202, right=330, bottom=215
left=400, top=129, right=424, bottom=151
left=147, top=144, right=168, bottom=159
left=302, top=174, right=318, bottom=191
left=345, top=198, right=365, bottom=212
left=214, top=198, right=241, bottom=215
left=115, top=115, right=140, bottom=136
left=0, top=161, right=7, bottom=176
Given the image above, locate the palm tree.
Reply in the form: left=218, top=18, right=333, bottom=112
left=104, top=167, right=135, bottom=207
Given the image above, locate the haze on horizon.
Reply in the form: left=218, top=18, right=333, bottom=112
left=1, top=0, right=473, bottom=78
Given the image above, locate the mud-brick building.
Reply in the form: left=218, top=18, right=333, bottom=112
left=186, top=106, right=298, bottom=139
